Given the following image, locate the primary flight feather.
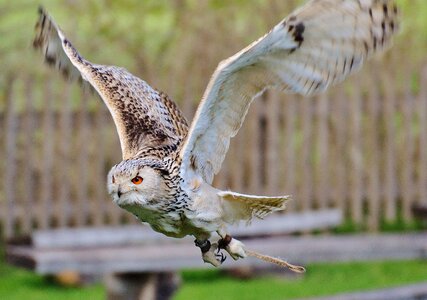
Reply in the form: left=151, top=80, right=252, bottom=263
left=33, top=0, right=399, bottom=267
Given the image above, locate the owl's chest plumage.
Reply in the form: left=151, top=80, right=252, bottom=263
left=120, top=189, right=217, bottom=238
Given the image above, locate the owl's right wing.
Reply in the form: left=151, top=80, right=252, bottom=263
left=179, top=0, right=399, bottom=184
left=33, top=8, right=188, bottom=160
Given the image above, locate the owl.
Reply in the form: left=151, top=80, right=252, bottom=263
left=33, top=0, right=398, bottom=268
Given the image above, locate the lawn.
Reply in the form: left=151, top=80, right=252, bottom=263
left=0, top=259, right=426, bottom=300
left=0, top=262, right=104, bottom=300
left=176, top=260, right=427, bottom=300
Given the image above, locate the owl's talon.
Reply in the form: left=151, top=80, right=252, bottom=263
left=203, top=243, right=224, bottom=267
left=218, top=235, right=246, bottom=260
left=215, top=243, right=227, bottom=263
left=195, top=240, right=224, bottom=267
left=215, top=250, right=227, bottom=263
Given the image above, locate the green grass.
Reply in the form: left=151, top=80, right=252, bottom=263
left=175, top=260, right=427, bottom=300
left=0, top=263, right=104, bottom=300
left=0, top=259, right=426, bottom=300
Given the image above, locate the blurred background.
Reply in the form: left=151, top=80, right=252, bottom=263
left=0, top=0, right=426, bottom=299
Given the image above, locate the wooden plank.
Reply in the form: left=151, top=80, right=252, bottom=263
left=348, top=79, right=363, bottom=224
left=416, top=67, right=427, bottom=209
left=282, top=94, right=297, bottom=212
left=57, top=83, right=72, bottom=227
left=299, top=95, right=313, bottom=211
left=232, top=209, right=342, bottom=237
left=258, top=95, right=268, bottom=194
left=382, top=72, right=397, bottom=222
left=22, top=78, right=37, bottom=234
left=266, top=91, right=280, bottom=194
left=400, top=82, right=415, bottom=221
left=303, top=282, right=427, bottom=300
left=3, top=76, right=17, bottom=238
left=28, top=225, right=172, bottom=250
left=39, top=80, right=55, bottom=230
left=75, top=89, right=90, bottom=226
left=0, top=84, right=4, bottom=230
left=11, top=79, right=26, bottom=233
left=92, top=105, right=108, bottom=226
left=417, top=67, right=427, bottom=208
left=328, top=87, right=348, bottom=212
left=365, top=73, right=381, bottom=231
left=314, top=93, right=329, bottom=209
left=7, top=232, right=426, bottom=275
left=21, top=209, right=342, bottom=250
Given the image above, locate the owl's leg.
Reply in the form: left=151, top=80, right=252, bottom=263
left=194, top=239, right=225, bottom=267
left=217, top=229, right=247, bottom=260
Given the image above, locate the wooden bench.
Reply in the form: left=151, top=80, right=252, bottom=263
left=6, top=209, right=341, bottom=299
left=7, top=209, right=426, bottom=300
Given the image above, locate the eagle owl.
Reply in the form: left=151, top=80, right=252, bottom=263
left=33, top=0, right=398, bottom=267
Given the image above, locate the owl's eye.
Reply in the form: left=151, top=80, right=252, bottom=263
left=131, top=176, right=143, bottom=185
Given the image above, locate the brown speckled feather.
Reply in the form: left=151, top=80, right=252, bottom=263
left=33, top=7, right=188, bottom=160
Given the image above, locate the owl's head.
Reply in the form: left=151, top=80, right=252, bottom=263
left=107, top=158, right=172, bottom=207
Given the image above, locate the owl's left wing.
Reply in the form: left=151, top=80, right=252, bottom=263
left=33, top=8, right=188, bottom=160
left=180, top=0, right=399, bottom=184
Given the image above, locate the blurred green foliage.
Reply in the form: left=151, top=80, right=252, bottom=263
left=0, top=0, right=273, bottom=70
left=0, top=0, right=425, bottom=113
left=0, top=0, right=307, bottom=104
left=1, top=0, right=425, bottom=78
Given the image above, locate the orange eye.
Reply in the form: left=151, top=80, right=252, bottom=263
left=131, top=176, right=143, bottom=185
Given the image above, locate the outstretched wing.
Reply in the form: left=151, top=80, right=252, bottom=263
left=33, top=8, right=188, bottom=160
left=180, top=0, right=399, bottom=184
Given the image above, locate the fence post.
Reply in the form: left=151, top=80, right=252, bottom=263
left=4, top=76, right=17, bottom=238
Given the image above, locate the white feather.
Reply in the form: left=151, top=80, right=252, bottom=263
left=179, top=0, right=399, bottom=184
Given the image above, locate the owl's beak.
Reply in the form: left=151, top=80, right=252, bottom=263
left=117, top=188, right=122, bottom=198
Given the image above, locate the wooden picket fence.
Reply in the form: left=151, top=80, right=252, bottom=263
left=1, top=60, right=427, bottom=238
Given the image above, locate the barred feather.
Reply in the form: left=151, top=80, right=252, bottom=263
left=33, top=7, right=188, bottom=160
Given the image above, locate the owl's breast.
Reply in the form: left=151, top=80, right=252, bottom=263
left=119, top=196, right=219, bottom=238
left=119, top=202, right=182, bottom=237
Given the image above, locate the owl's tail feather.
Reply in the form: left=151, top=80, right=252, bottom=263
left=218, top=191, right=302, bottom=272
left=245, top=248, right=305, bottom=273
left=218, top=191, right=290, bottom=221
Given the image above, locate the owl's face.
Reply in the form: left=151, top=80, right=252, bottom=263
left=107, top=159, right=171, bottom=207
